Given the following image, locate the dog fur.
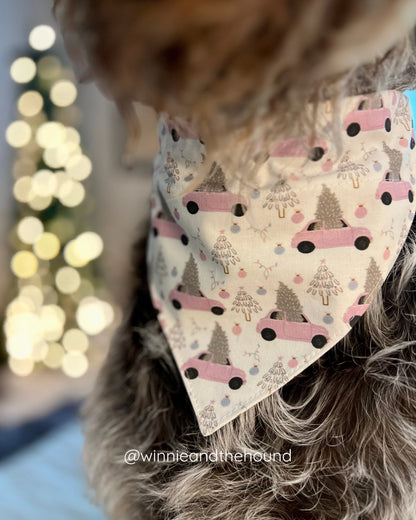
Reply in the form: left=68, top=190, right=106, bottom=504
left=53, top=1, right=416, bottom=518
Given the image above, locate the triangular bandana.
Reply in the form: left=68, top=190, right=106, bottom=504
left=146, top=90, right=416, bottom=436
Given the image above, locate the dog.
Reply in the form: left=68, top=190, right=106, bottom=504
left=54, top=1, right=416, bottom=518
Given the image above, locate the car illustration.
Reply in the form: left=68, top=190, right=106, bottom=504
left=291, top=218, right=373, bottom=253
left=256, top=309, right=330, bottom=349
left=182, top=190, right=248, bottom=217
left=375, top=171, right=413, bottom=205
left=343, top=95, right=391, bottom=137
left=343, top=292, right=373, bottom=327
left=169, top=283, right=226, bottom=315
left=151, top=211, right=189, bottom=245
left=181, top=351, right=247, bottom=390
left=270, top=136, right=328, bottom=162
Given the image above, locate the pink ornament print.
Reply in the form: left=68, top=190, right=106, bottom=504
left=291, top=210, right=304, bottom=223
left=355, top=204, right=368, bottom=218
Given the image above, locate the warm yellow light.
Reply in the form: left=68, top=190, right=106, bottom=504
left=63, top=240, right=88, bottom=267
left=10, top=57, right=36, bottom=83
left=8, top=357, right=34, bottom=376
left=64, top=127, right=80, bottom=146
left=6, top=121, right=32, bottom=148
left=37, top=55, right=61, bottom=80
left=6, top=332, right=33, bottom=359
left=62, top=328, right=89, bottom=352
left=50, top=80, right=77, bottom=107
left=32, top=169, right=58, bottom=197
left=57, top=179, right=85, bottom=207
left=29, top=25, right=56, bottom=51
left=28, top=195, right=53, bottom=211
left=5, top=312, right=43, bottom=343
left=55, top=266, right=81, bottom=294
left=36, top=122, right=66, bottom=149
left=62, top=351, right=88, bottom=378
left=32, top=340, right=48, bottom=361
left=17, top=216, right=44, bottom=244
left=6, top=296, right=36, bottom=317
left=17, top=90, right=44, bottom=117
left=43, top=145, right=70, bottom=169
left=13, top=176, right=34, bottom=203
left=73, top=232, right=104, bottom=262
left=65, top=154, right=92, bottom=181
left=33, top=232, right=60, bottom=260
left=11, top=251, right=38, bottom=278
left=39, top=304, right=65, bottom=341
left=43, top=342, right=64, bottom=368
left=76, top=297, right=114, bottom=335
left=19, top=285, right=44, bottom=308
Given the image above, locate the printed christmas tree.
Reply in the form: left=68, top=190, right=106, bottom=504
left=207, top=322, right=230, bottom=364
left=336, top=151, right=369, bottom=188
left=262, top=176, right=299, bottom=218
left=196, top=161, right=227, bottom=192
left=231, top=287, right=262, bottom=322
left=256, top=361, right=289, bottom=393
left=382, top=141, right=402, bottom=180
left=200, top=400, right=218, bottom=430
left=307, top=259, right=343, bottom=305
left=363, top=257, right=382, bottom=302
left=167, top=319, right=186, bottom=349
left=181, top=253, right=201, bottom=296
left=164, top=151, right=180, bottom=193
left=275, top=282, right=303, bottom=322
left=211, top=230, right=240, bottom=274
left=315, top=184, right=343, bottom=229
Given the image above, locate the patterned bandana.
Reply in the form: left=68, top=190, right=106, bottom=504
left=146, top=90, right=416, bottom=436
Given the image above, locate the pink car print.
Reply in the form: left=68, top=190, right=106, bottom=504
left=181, top=351, right=247, bottom=390
left=375, top=171, right=414, bottom=205
left=344, top=95, right=391, bottom=137
left=169, top=283, right=226, bottom=315
left=343, top=292, right=373, bottom=327
left=291, top=218, right=373, bottom=253
left=151, top=211, right=189, bottom=245
left=257, top=309, right=329, bottom=349
left=182, top=190, right=248, bottom=217
left=270, top=136, right=328, bottom=162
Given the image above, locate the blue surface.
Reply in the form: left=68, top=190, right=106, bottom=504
left=0, top=419, right=106, bottom=520
left=405, top=90, right=416, bottom=119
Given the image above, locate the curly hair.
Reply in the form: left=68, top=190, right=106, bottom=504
left=54, top=0, right=416, bottom=179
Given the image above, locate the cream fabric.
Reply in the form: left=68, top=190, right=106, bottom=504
left=147, top=90, right=415, bottom=436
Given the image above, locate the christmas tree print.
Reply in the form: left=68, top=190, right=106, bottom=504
left=382, top=141, right=402, bottom=180
left=364, top=257, right=382, bottom=299
left=335, top=151, right=369, bottom=188
left=200, top=400, right=218, bottom=430
left=167, top=319, right=186, bottom=349
left=307, top=259, right=343, bottom=305
left=256, top=361, right=288, bottom=393
left=275, top=282, right=303, bottom=322
left=392, top=94, right=411, bottom=131
left=156, top=249, right=168, bottom=286
left=231, top=287, right=262, bottom=322
left=262, top=175, right=299, bottom=218
left=207, top=322, right=230, bottom=364
left=211, top=230, right=240, bottom=274
left=315, top=184, right=344, bottom=229
left=164, top=151, right=180, bottom=193
left=196, top=161, right=227, bottom=192
left=181, top=253, right=201, bottom=296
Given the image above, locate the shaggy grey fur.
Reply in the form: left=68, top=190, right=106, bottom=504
left=82, top=221, right=416, bottom=520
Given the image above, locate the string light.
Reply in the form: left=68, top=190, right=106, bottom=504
left=11, top=251, right=38, bottom=278
left=76, top=296, right=114, bottom=335
left=8, top=357, right=34, bottom=376
left=17, top=216, right=44, bottom=244
left=66, top=154, right=92, bottom=180
left=5, top=120, right=32, bottom=148
left=10, top=57, right=36, bottom=83
left=55, top=266, right=81, bottom=294
left=57, top=179, right=85, bottom=207
left=50, top=80, right=77, bottom=107
left=33, top=232, right=61, bottom=260
left=29, top=25, right=56, bottom=51
left=32, top=169, right=58, bottom=197
left=17, top=91, right=44, bottom=117
left=62, top=328, right=89, bottom=352
left=62, top=351, right=88, bottom=377
left=36, top=121, right=66, bottom=148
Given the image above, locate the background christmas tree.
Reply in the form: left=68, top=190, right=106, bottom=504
left=364, top=257, right=382, bottom=297
left=207, top=322, right=230, bottom=364
left=275, top=282, right=303, bottom=322
left=307, top=259, right=343, bottom=305
left=256, top=361, right=288, bottom=393
left=211, top=231, right=240, bottom=274
left=231, top=287, right=261, bottom=322
left=181, top=253, right=201, bottom=296
left=315, top=184, right=343, bottom=229
left=262, top=177, right=299, bottom=218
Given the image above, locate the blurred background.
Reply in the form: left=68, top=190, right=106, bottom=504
left=0, top=1, right=157, bottom=518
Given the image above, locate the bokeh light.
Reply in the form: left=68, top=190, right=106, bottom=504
left=76, top=296, right=114, bottom=335
left=29, top=25, right=56, bottom=51
left=62, top=351, right=88, bottom=378
left=10, top=57, right=36, bottom=83
left=62, top=328, right=89, bottom=352
left=55, top=266, right=81, bottom=294
left=57, top=179, right=85, bottom=207
left=37, top=55, right=61, bottom=81
left=11, top=251, right=39, bottom=278
left=33, top=232, right=60, bottom=260
left=32, top=169, right=58, bottom=197
left=28, top=194, right=53, bottom=211
left=17, top=91, right=44, bottom=117
left=17, top=216, right=44, bottom=244
left=13, top=176, right=34, bottom=203
left=6, top=120, right=32, bottom=148
left=36, top=121, right=66, bottom=148
left=66, top=154, right=92, bottom=180
left=8, top=357, right=34, bottom=376
left=43, top=342, right=65, bottom=369
left=50, top=80, right=77, bottom=107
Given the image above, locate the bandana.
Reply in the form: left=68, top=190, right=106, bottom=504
left=146, top=90, right=416, bottom=436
